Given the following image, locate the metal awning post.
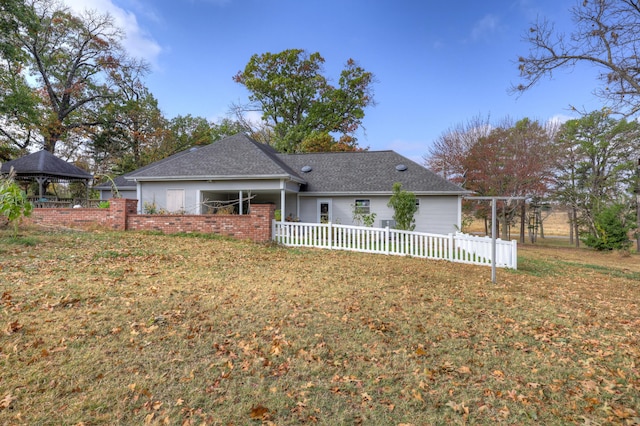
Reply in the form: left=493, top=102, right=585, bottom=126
left=491, top=198, right=497, bottom=283
left=464, top=196, right=526, bottom=284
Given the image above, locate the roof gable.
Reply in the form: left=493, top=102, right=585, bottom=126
left=127, top=134, right=304, bottom=181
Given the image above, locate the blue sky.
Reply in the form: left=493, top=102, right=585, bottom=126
left=64, top=0, right=605, bottom=163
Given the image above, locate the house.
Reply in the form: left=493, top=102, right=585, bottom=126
left=97, top=133, right=469, bottom=234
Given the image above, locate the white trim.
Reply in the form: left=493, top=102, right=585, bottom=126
left=317, top=198, right=332, bottom=223
left=127, top=174, right=306, bottom=184
left=297, top=191, right=470, bottom=197
left=280, top=179, right=286, bottom=222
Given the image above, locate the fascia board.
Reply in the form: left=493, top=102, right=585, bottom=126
left=127, top=174, right=306, bottom=184
left=296, top=190, right=471, bottom=197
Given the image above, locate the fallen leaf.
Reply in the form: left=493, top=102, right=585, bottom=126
left=457, top=366, right=471, bottom=374
left=250, top=405, right=270, bottom=419
left=0, top=394, right=16, bottom=410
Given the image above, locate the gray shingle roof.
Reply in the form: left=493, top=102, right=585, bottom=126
left=110, top=133, right=466, bottom=195
left=94, top=147, right=197, bottom=190
left=0, top=150, right=92, bottom=180
left=279, top=151, right=467, bottom=194
left=126, top=134, right=304, bottom=181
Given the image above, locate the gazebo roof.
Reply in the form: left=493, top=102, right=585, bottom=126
left=0, top=150, right=92, bottom=181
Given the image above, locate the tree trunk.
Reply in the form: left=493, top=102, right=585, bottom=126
left=43, top=137, right=57, bottom=154
left=636, top=158, right=640, bottom=252
left=573, top=207, right=580, bottom=248
left=520, top=201, right=526, bottom=243
left=501, top=205, right=508, bottom=240
left=568, top=209, right=574, bottom=245
left=42, top=117, right=64, bottom=154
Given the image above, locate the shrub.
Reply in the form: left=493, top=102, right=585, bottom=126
left=387, top=182, right=417, bottom=231
left=0, top=170, right=33, bottom=237
left=582, top=203, right=635, bottom=251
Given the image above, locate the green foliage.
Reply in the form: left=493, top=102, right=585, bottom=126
left=233, top=49, right=375, bottom=152
left=581, top=203, right=635, bottom=251
left=0, top=171, right=33, bottom=237
left=352, top=203, right=376, bottom=227
left=387, top=182, right=417, bottom=231
left=143, top=200, right=158, bottom=214
left=98, top=201, right=110, bottom=209
left=554, top=111, right=640, bottom=245
left=1, top=1, right=150, bottom=154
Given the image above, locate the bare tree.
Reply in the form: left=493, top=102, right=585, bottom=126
left=515, top=0, right=640, bottom=116
left=423, top=114, right=493, bottom=185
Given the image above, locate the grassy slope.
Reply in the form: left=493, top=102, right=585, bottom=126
left=0, top=230, right=638, bottom=425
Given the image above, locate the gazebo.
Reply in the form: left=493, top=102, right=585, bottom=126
left=0, top=150, right=93, bottom=207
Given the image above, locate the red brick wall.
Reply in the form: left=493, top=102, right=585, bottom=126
left=28, top=207, right=111, bottom=229
left=127, top=203, right=275, bottom=242
left=28, top=200, right=275, bottom=242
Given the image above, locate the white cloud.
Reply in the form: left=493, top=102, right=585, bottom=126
left=63, top=0, right=162, bottom=67
left=547, top=114, right=573, bottom=126
left=471, top=14, right=500, bottom=41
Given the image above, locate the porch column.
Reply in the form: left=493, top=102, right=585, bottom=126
left=238, top=190, right=243, bottom=215
left=136, top=182, right=142, bottom=214
left=280, top=179, right=285, bottom=222
left=35, top=176, right=47, bottom=198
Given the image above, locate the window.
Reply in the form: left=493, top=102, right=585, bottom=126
left=354, top=199, right=370, bottom=214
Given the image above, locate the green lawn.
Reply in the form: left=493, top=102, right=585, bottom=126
left=1, top=229, right=638, bottom=425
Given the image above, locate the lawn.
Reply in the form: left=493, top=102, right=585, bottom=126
left=1, top=229, right=638, bottom=425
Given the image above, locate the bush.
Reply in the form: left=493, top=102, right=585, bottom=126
left=582, top=203, right=635, bottom=251
left=387, top=182, right=417, bottom=231
left=0, top=171, right=33, bottom=237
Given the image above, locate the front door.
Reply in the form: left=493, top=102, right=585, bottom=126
left=318, top=199, right=332, bottom=223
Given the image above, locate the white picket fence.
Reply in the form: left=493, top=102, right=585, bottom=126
left=272, top=221, right=517, bottom=269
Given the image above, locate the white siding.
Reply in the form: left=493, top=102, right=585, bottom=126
left=138, top=180, right=300, bottom=215
left=297, top=195, right=461, bottom=234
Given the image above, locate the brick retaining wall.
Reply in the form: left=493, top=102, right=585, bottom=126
left=28, top=199, right=276, bottom=242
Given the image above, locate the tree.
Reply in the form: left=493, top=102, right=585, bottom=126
left=388, top=182, right=418, bottom=231
left=425, top=117, right=556, bottom=240
left=0, top=0, right=39, bottom=159
left=553, top=110, right=640, bottom=246
left=515, top=0, right=640, bottom=116
left=0, top=0, right=149, bottom=155
left=146, top=116, right=247, bottom=167
left=232, top=49, right=375, bottom=152
left=91, top=89, right=167, bottom=175
left=424, top=114, right=493, bottom=184
left=0, top=0, right=34, bottom=62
